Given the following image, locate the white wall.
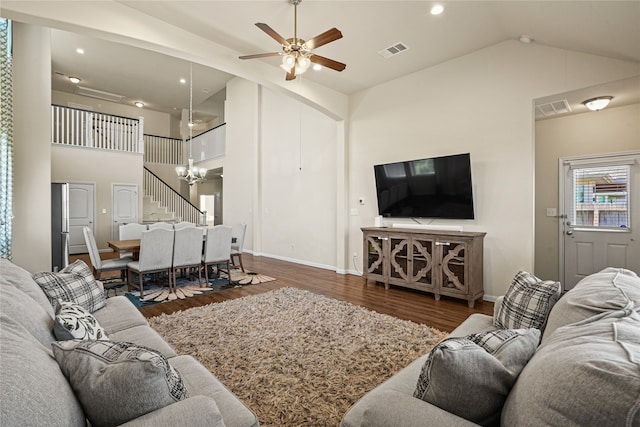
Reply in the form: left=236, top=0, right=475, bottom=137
left=12, top=22, right=52, bottom=273
left=535, top=103, right=640, bottom=281
left=259, top=88, right=338, bottom=268
left=348, top=40, right=640, bottom=297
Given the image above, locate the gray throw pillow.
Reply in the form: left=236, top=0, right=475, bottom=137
left=414, top=328, right=540, bottom=426
left=33, top=259, right=106, bottom=313
left=494, top=271, right=561, bottom=331
left=51, top=340, right=189, bottom=427
left=53, top=300, right=109, bottom=341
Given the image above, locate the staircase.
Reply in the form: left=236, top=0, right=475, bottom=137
left=142, top=195, right=179, bottom=223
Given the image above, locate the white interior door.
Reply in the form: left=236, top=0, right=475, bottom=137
left=560, top=152, right=640, bottom=290
left=112, top=184, right=138, bottom=239
left=68, top=183, right=95, bottom=254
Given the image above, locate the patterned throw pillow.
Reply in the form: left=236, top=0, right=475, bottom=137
left=53, top=300, right=109, bottom=341
left=494, top=271, right=561, bottom=331
left=51, top=340, right=189, bottom=427
left=414, top=328, right=540, bottom=426
left=33, top=260, right=105, bottom=313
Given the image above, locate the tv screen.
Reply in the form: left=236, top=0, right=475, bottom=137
left=374, top=153, right=475, bottom=219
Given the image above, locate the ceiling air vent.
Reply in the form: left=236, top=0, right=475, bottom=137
left=535, top=99, right=572, bottom=119
left=75, top=86, right=126, bottom=103
left=378, top=42, right=409, bottom=59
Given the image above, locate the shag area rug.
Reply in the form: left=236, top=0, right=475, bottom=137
left=148, top=287, right=447, bottom=426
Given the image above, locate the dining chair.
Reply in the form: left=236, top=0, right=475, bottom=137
left=118, top=223, right=148, bottom=258
left=82, top=226, right=133, bottom=296
left=202, top=225, right=233, bottom=286
left=174, top=221, right=195, bottom=230
left=230, top=223, right=247, bottom=272
left=119, top=223, right=148, bottom=239
left=127, top=228, right=175, bottom=298
left=148, top=222, right=174, bottom=231
left=172, top=226, right=203, bottom=286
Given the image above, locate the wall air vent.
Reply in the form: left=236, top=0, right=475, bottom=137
left=535, top=99, right=572, bottom=119
left=75, top=86, right=126, bottom=103
left=377, top=42, right=409, bottom=59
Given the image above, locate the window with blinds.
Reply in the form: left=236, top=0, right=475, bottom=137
left=572, top=165, right=630, bottom=229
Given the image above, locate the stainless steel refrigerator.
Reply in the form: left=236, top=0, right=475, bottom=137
left=51, top=182, right=70, bottom=272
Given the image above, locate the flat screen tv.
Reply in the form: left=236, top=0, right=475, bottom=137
left=374, top=153, right=475, bottom=219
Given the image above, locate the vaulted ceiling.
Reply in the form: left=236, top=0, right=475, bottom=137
left=6, top=1, right=640, bottom=119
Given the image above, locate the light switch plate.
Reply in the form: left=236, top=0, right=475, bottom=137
left=546, top=208, right=557, bottom=217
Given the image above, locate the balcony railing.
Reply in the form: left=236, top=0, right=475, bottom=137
left=144, top=134, right=183, bottom=165
left=51, top=105, right=143, bottom=153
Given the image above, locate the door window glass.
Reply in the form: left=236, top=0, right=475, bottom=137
left=572, top=165, right=630, bottom=229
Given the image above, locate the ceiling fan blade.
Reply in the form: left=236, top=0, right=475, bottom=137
left=305, top=28, right=343, bottom=50
left=285, top=68, right=296, bottom=81
left=310, top=54, right=346, bottom=72
left=255, top=23, right=290, bottom=47
left=239, top=52, right=281, bottom=60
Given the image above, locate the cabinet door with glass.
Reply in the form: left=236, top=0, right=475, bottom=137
left=435, top=239, right=469, bottom=297
left=364, top=233, right=388, bottom=283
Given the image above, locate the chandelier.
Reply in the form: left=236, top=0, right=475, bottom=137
left=176, top=63, right=207, bottom=185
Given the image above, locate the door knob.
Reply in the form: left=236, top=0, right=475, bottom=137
left=566, top=230, right=573, bottom=235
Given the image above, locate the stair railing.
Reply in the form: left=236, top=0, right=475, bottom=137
left=143, top=167, right=205, bottom=225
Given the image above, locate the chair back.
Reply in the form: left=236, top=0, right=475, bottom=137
left=148, top=222, right=174, bottom=231
left=82, top=226, right=102, bottom=270
left=119, top=223, right=147, bottom=240
left=174, top=221, right=195, bottom=230
left=203, top=225, right=233, bottom=263
left=138, top=228, right=174, bottom=271
left=231, top=223, right=247, bottom=252
left=173, top=226, right=203, bottom=268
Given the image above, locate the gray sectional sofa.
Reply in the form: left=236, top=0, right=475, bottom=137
left=341, top=267, right=640, bottom=427
left=0, top=258, right=259, bottom=427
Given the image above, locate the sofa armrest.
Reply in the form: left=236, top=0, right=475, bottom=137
left=341, top=389, right=478, bottom=427
left=118, top=396, right=225, bottom=427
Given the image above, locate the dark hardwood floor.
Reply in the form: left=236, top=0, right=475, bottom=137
left=72, top=253, right=494, bottom=333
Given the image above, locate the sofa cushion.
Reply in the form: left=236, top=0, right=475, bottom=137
left=0, top=258, right=55, bottom=317
left=414, top=328, right=540, bottom=426
left=92, top=295, right=149, bottom=334
left=543, top=267, right=640, bottom=342
left=494, top=271, right=561, bottom=331
left=0, top=281, right=56, bottom=347
left=53, top=300, right=109, bottom=341
left=0, top=314, right=86, bottom=427
left=33, top=259, right=105, bottom=312
left=51, top=340, right=189, bottom=427
left=502, top=310, right=640, bottom=427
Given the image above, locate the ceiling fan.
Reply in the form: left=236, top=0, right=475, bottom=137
left=239, top=0, right=346, bottom=81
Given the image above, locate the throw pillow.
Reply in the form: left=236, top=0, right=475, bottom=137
left=494, top=271, right=561, bottom=331
left=33, top=259, right=106, bottom=313
left=414, top=328, right=540, bottom=426
left=53, top=300, right=109, bottom=341
left=51, top=340, right=189, bottom=427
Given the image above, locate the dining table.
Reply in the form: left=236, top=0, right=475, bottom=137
left=107, top=239, right=141, bottom=260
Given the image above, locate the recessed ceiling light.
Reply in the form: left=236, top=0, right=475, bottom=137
left=312, top=64, right=322, bottom=71
left=135, top=101, right=144, bottom=108
left=430, top=4, right=444, bottom=15
left=519, top=35, right=534, bottom=44
left=68, top=76, right=81, bottom=84
left=76, top=48, right=85, bottom=54
left=179, top=78, right=186, bottom=84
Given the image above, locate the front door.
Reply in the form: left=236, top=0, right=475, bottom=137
left=112, top=184, right=138, bottom=239
left=68, top=183, right=95, bottom=254
left=560, top=152, right=640, bottom=290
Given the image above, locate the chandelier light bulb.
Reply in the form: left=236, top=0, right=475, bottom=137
left=281, top=54, right=296, bottom=72
left=296, top=56, right=311, bottom=74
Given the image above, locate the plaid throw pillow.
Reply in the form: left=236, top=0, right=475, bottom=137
left=494, top=271, right=561, bottom=331
left=33, top=260, right=106, bottom=313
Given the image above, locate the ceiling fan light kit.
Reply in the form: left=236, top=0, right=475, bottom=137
left=239, top=0, right=346, bottom=81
